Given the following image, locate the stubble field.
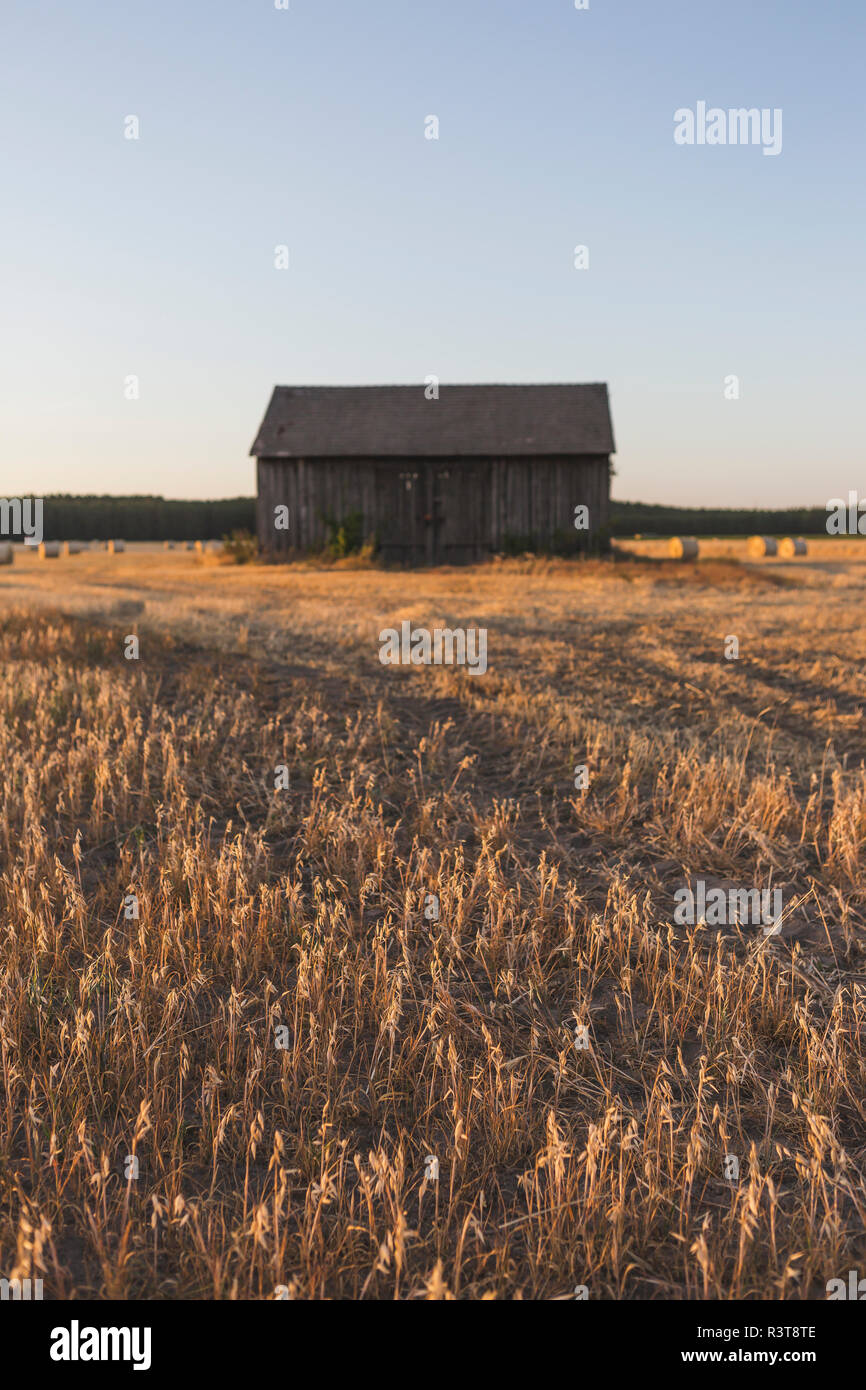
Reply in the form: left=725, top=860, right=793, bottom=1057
left=1, top=541, right=865, bottom=1299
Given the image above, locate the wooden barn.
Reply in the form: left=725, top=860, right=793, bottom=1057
left=250, top=383, right=614, bottom=565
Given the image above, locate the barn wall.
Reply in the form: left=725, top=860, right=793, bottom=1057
left=488, top=455, right=610, bottom=550
left=257, top=455, right=610, bottom=562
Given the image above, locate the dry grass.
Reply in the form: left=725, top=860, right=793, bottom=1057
left=2, top=544, right=866, bottom=1300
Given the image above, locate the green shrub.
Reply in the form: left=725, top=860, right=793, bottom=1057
left=321, top=510, right=367, bottom=559
left=221, top=529, right=257, bottom=564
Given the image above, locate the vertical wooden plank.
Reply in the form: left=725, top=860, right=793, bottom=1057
left=256, top=460, right=265, bottom=551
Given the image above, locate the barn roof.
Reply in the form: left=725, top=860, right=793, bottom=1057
left=250, top=384, right=614, bottom=458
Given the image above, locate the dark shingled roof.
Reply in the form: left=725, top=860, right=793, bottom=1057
left=250, top=384, right=614, bottom=458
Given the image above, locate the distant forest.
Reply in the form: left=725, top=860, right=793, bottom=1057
left=33, top=495, right=255, bottom=542
left=608, top=500, right=828, bottom=538
left=27, top=494, right=829, bottom=543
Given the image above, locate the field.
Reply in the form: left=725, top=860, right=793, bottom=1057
left=2, top=539, right=866, bottom=1300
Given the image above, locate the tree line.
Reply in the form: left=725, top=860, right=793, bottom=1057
left=22, top=494, right=830, bottom=544
left=32, top=495, right=256, bottom=542
left=608, top=500, right=828, bottom=538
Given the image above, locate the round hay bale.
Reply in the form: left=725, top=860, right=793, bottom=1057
left=779, top=536, right=807, bottom=558
left=747, top=535, right=778, bottom=558
left=38, top=541, right=61, bottom=559
left=194, top=540, right=204, bottom=554
left=107, top=539, right=126, bottom=553
left=185, top=541, right=196, bottom=551
left=61, top=541, right=85, bottom=556
left=668, top=536, right=699, bottom=560
left=163, top=541, right=176, bottom=550
left=0, top=542, right=14, bottom=566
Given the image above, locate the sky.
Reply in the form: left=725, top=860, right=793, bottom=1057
left=1, top=0, right=863, bottom=506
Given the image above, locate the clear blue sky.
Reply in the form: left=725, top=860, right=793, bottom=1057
left=2, top=0, right=862, bottom=505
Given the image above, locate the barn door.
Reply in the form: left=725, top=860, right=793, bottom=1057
left=376, top=463, right=427, bottom=564
left=431, top=462, right=488, bottom=564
